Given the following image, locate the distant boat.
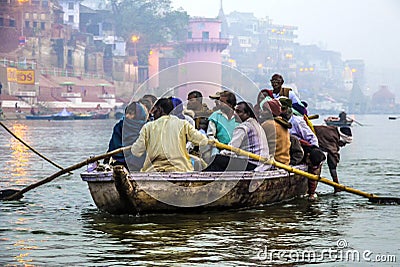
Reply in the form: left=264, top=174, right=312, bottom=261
left=114, top=107, right=124, bottom=120
left=324, top=116, right=353, bottom=127
left=25, top=114, right=54, bottom=120
left=388, top=116, right=398, bottom=120
left=52, top=108, right=75, bottom=120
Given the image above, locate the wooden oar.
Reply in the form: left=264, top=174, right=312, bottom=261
left=0, top=121, right=70, bottom=173
left=0, top=146, right=132, bottom=201
left=211, top=140, right=400, bottom=204
left=307, top=114, right=319, bottom=120
left=347, top=116, right=364, bottom=126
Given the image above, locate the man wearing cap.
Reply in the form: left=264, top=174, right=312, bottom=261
left=207, top=90, right=239, bottom=145
left=314, top=125, right=353, bottom=193
left=209, top=91, right=223, bottom=111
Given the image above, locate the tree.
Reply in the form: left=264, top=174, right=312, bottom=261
left=111, top=0, right=189, bottom=46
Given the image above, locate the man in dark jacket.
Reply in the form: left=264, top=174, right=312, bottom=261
left=314, top=125, right=353, bottom=193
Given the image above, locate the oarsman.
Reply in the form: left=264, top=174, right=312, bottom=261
left=314, top=125, right=353, bottom=193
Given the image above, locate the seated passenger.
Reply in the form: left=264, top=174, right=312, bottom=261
left=105, top=101, right=148, bottom=171
left=207, top=90, right=239, bottom=144
left=260, top=99, right=291, bottom=165
left=186, top=90, right=211, bottom=133
left=130, top=98, right=208, bottom=172
left=204, top=101, right=269, bottom=172
left=280, top=97, right=325, bottom=200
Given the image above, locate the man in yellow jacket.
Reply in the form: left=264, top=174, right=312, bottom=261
left=131, top=98, right=208, bottom=172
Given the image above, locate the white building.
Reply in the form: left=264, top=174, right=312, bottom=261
left=59, top=0, right=83, bottom=30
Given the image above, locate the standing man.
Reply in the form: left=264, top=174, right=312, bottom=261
left=314, top=125, right=352, bottom=193
left=269, top=73, right=307, bottom=116
left=131, top=98, right=208, bottom=172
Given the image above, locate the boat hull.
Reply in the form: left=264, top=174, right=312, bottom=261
left=81, top=166, right=308, bottom=215
left=324, top=116, right=353, bottom=127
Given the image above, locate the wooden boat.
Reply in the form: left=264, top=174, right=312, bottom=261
left=80, top=165, right=308, bottom=215
left=324, top=116, right=353, bottom=127
left=25, top=114, right=54, bottom=120
left=51, top=108, right=75, bottom=120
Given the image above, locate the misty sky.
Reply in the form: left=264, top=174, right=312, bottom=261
left=172, top=0, right=400, bottom=95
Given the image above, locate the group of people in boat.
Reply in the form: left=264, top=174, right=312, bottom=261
left=104, top=73, right=353, bottom=200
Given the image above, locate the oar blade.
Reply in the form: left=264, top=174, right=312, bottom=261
left=369, top=197, right=400, bottom=205
left=0, top=189, right=23, bottom=200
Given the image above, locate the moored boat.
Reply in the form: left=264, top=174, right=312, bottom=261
left=52, top=108, right=75, bottom=120
left=80, top=165, right=308, bottom=215
left=324, top=116, right=353, bottom=127
left=25, top=114, right=54, bottom=120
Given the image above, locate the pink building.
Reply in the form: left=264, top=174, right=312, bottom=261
left=178, top=18, right=229, bottom=99
left=146, top=18, right=228, bottom=100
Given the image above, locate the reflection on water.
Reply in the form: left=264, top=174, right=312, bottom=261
left=78, top=199, right=349, bottom=265
left=5, top=123, right=31, bottom=186
left=0, top=117, right=399, bottom=266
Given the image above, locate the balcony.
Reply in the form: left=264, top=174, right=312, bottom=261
left=61, top=92, right=81, bottom=98
left=14, top=91, right=36, bottom=97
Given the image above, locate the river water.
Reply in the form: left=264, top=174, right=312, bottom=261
left=0, top=115, right=399, bottom=266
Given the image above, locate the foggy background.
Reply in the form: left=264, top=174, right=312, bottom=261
left=172, top=0, right=400, bottom=98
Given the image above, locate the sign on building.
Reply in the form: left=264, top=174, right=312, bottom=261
left=7, top=68, right=35, bottom=85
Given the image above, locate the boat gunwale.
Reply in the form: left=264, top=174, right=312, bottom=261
left=80, top=165, right=308, bottom=182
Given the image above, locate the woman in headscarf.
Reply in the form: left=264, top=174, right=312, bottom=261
left=105, top=101, right=148, bottom=171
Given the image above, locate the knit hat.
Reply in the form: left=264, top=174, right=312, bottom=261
left=170, top=97, right=185, bottom=120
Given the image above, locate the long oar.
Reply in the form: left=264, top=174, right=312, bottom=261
left=211, top=140, right=400, bottom=204
left=0, top=146, right=132, bottom=201
left=347, top=116, right=364, bottom=126
left=0, top=121, right=70, bottom=173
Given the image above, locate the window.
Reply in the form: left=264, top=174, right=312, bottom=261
left=9, top=19, right=15, bottom=27
left=187, top=31, right=192, bottom=39
left=68, top=2, right=74, bottom=10
left=68, top=15, right=74, bottom=23
left=40, top=22, right=45, bottom=30
left=42, top=0, right=48, bottom=8
left=25, top=13, right=29, bottom=19
left=202, top=31, right=209, bottom=40
left=25, top=21, right=29, bottom=28
left=32, top=0, right=40, bottom=5
left=41, top=14, right=46, bottom=20
left=33, top=21, right=37, bottom=28
left=0, top=18, right=3, bottom=27
left=33, top=13, right=37, bottom=20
